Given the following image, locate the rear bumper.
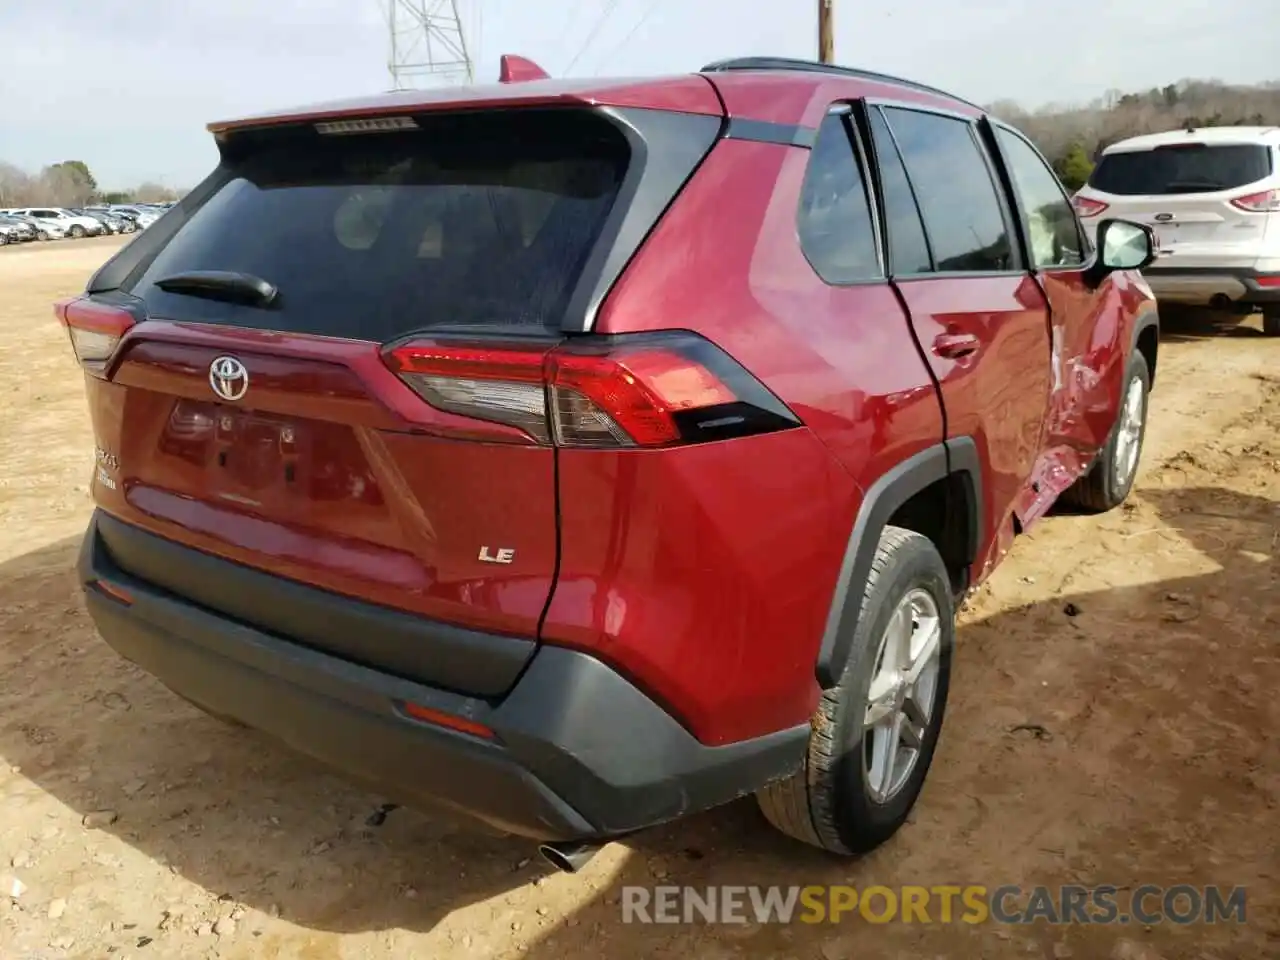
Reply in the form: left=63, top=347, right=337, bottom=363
left=79, top=511, right=805, bottom=842
left=1141, top=265, right=1280, bottom=306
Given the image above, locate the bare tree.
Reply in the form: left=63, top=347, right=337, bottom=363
left=133, top=182, right=178, bottom=203
left=0, top=162, right=36, bottom=207
left=991, top=79, right=1280, bottom=168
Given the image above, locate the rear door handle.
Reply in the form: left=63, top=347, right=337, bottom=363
left=932, top=332, right=980, bottom=359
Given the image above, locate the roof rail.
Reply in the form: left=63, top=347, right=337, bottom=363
left=700, top=56, right=981, bottom=110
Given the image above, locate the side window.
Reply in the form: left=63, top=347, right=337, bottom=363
left=797, top=113, right=882, bottom=284
left=993, top=126, right=1085, bottom=268
left=882, top=107, right=1015, bottom=273
left=866, top=108, right=932, bottom=275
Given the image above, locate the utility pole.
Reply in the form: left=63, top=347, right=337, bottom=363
left=818, top=0, right=834, bottom=64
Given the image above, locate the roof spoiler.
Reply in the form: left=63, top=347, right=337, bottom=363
left=499, top=54, right=550, bottom=84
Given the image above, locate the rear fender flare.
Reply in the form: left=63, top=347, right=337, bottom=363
left=815, top=438, right=982, bottom=689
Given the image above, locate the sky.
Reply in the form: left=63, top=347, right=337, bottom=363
left=0, top=0, right=1273, bottom=190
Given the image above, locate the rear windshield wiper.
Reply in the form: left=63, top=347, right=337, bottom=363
left=153, top=270, right=279, bottom=307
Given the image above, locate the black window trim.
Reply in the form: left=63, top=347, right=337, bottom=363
left=981, top=116, right=1093, bottom=274
left=793, top=102, right=887, bottom=288
left=863, top=97, right=1028, bottom=281
left=855, top=100, right=936, bottom=277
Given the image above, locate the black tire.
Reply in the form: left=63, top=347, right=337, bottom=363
left=1262, top=310, right=1280, bottom=337
left=69, top=224, right=86, bottom=239
left=1061, top=351, right=1150, bottom=513
left=757, top=526, right=955, bottom=855
left=37, top=230, right=49, bottom=241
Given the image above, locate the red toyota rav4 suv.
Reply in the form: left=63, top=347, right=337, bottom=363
left=65, top=56, right=1159, bottom=869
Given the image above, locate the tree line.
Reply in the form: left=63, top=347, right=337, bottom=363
left=0, top=159, right=180, bottom=208
left=988, top=77, right=1280, bottom=190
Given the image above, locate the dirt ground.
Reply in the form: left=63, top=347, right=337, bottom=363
left=0, top=236, right=1276, bottom=960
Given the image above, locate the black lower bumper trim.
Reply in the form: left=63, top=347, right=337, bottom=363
left=93, top=512, right=535, bottom=698
left=79, top=511, right=807, bottom=842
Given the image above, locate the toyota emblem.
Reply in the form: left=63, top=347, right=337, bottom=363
left=209, top=355, right=249, bottom=402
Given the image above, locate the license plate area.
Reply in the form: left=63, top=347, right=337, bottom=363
left=159, top=400, right=305, bottom=498
left=1152, top=225, right=1178, bottom=250
left=213, top=407, right=302, bottom=492
left=157, top=399, right=382, bottom=508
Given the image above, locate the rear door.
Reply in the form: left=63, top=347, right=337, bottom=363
left=866, top=102, right=1052, bottom=571
left=1086, top=140, right=1275, bottom=267
left=84, top=109, right=632, bottom=667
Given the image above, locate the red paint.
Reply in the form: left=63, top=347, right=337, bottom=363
left=543, top=430, right=859, bottom=745
left=703, top=71, right=979, bottom=129
left=87, top=325, right=559, bottom=639
left=208, top=75, right=722, bottom=135
left=894, top=274, right=1051, bottom=556
left=498, top=54, right=550, bottom=84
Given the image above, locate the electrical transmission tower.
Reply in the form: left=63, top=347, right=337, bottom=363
left=384, top=0, right=474, bottom=89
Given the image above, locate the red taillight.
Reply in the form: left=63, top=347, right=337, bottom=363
left=1254, top=275, right=1280, bottom=288
left=54, top=297, right=135, bottom=376
left=1230, top=188, right=1280, bottom=213
left=549, top=345, right=737, bottom=447
left=383, top=332, right=799, bottom=448
left=1071, top=195, right=1109, bottom=218
left=384, top=341, right=553, bottom=442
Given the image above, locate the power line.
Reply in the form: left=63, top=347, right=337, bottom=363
left=562, top=0, right=592, bottom=41
left=589, top=0, right=666, bottom=76
left=562, top=0, right=623, bottom=76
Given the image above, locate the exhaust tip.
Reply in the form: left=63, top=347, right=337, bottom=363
left=538, top=841, right=602, bottom=874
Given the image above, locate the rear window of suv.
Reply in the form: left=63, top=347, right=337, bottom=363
left=128, top=109, right=630, bottom=339
left=1088, top=142, right=1273, bottom=196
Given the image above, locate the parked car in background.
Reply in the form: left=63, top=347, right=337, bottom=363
left=109, top=205, right=159, bottom=229
left=64, top=55, right=1159, bottom=866
left=9, top=207, right=105, bottom=239
left=70, top=208, right=116, bottom=234
left=0, top=215, right=37, bottom=242
left=2, top=212, right=66, bottom=240
left=73, top=208, right=135, bottom=234
left=1073, top=126, right=1280, bottom=335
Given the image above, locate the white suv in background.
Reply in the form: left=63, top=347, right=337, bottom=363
left=1072, top=126, right=1280, bottom=335
left=9, top=207, right=106, bottom=240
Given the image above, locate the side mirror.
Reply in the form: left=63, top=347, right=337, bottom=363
left=1086, top=218, right=1155, bottom=286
